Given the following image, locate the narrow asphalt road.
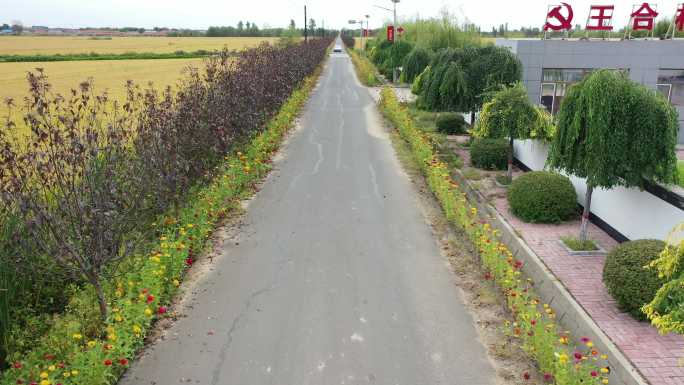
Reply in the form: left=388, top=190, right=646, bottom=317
left=120, top=41, right=494, bottom=385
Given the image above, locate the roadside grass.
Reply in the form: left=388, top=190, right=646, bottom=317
left=0, top=62, right=324, bottom=385
left=346, top=48, right=381, bottom=87
left=678, top=161, right=684, bottom=188
left=463, top=168, right=483, bottom=180
left=378, top=87, right=611, bottom=385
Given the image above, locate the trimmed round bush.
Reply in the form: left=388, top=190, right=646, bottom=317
left=436, top=113, right=467, bottom=135
left=507, top=171, right=577, bottom=223
left=603, top=239, right=667, bottom=320
left=470, top=138, right=508, bottom=170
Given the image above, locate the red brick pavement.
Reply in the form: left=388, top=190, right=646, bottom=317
left=452, top=144, right=684, bottom=385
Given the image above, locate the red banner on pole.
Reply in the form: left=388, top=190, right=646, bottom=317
left=387, top=25, right=394, bottom=42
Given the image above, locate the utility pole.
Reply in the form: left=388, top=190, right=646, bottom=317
left=304, top=5, right=308, bottom=42
left=365, top=14, right=370, bottom=50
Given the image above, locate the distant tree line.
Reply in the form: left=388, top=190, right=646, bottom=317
left=206, top=21, right=283, bottom=37
left=206, top=20, right=333, bottom=38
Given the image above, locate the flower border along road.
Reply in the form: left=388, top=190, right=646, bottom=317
left=378, top=87, right=617, bottom=385
left=1, top=61, right=327, bottom=385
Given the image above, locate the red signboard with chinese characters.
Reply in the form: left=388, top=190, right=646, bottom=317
left=363, top=29, right=369, bottom=37
left=542, top=2, right=682, bottom=33
left=387, top=25, right=394, bottom=42
left=675, top=3, right=684, bottom=31
left=586, top=5, right=614, bottom=30
left=630, top=3, right=659, bottom=31
left=544, top=2, right=574, bottom=31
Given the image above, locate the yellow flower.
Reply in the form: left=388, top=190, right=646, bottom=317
left=133, top=325, right=142, bottom=335
left=557, top=353, right=569, bottom=364
left=48, top=365, right=56, bottom=371
left=145, top=308, right=153, bottom=317
left=40, top=380, right=50, bottom=385
left=186, top=224, right=194, bottom=228
left=114, top=314, right=123, bottom=322
left=587, top=341, right=594, bottom=348
left=40, top=371, right=49, bottom=379
left=601, top=354, right=608, bottom=360
left=72, top=333, right=82, bottom=340
left=172, top=279, right=180, bottom=287
left=150, top=256, right=161, bottom=263
left=600, top=367, right=609, bottom=374
left=602, top=380, right=609, bottom=384
left=87, top=340, right=97, bottom=348
left=71, top=370, right=79, bottom=376
left=108, top=333, right=117, bottom=341
left=63, top=372, right=71, bottom=378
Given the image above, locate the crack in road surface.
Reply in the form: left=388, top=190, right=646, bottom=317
left=119, top=39, right=494, bottom=385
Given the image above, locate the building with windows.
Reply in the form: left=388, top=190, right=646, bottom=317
left=494, top=38, right=684, bottom=242
left=495, top=38, right=684, bottom=143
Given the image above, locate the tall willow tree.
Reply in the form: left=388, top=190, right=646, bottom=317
left=547, top=70, right=679, bottom=241
left=474, top=83, right=555, bottom=182
left=417, top=45, right=522, bottom=125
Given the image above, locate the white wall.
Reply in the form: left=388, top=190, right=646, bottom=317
left=514, top=139, right=684, bottom=241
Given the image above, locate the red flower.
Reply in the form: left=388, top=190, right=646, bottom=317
left=543, top=373, right=554, bottom=382
left=483, top=272, right=492, bottom=280
left=581, top=337, right=590, bottom=343
left=104, top=359, right=113, bottom=366
left=119, top=358, right=129, bottom=366
left=514, top=260, right=523, bottom=269
left=57, top=362, right=64, bottom=368
left=12, top=362, right=22, bottom=369
left=590, top=371, right=598, bottom=377
left=185, top=257, right=194, bottom=266
left=146, top=294, right=155, bottom=304
left=530, top=319, right=537, bottom=326
left=158, top=306, right=167, bottom=314
left=43, top=353, right=55, bottom=360
left=574, top=351, right=583, bottom=360
left=522, top=372, right=531, bottom=380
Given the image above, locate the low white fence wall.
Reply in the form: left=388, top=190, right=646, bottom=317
left=513, top=139, right=684, bottom=241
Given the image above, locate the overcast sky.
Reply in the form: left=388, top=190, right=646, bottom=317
left=1, top=0, right=682, bottom=30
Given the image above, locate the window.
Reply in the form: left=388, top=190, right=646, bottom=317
left=540, top=68, right=629, bottom=114
left=658, top=69, right=684, bottom=107
left=540, top=69, right=593, bottom=114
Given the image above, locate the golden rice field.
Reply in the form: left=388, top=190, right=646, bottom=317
left=0, top=58, right=204, bottom=137
left=0, top=36, right=278, bottom=55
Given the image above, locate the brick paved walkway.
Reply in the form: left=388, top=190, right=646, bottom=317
left=452, top=144, right=684, bottom=385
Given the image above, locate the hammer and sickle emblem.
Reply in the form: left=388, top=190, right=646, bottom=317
left=544, top=2, right=574, bottom=31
